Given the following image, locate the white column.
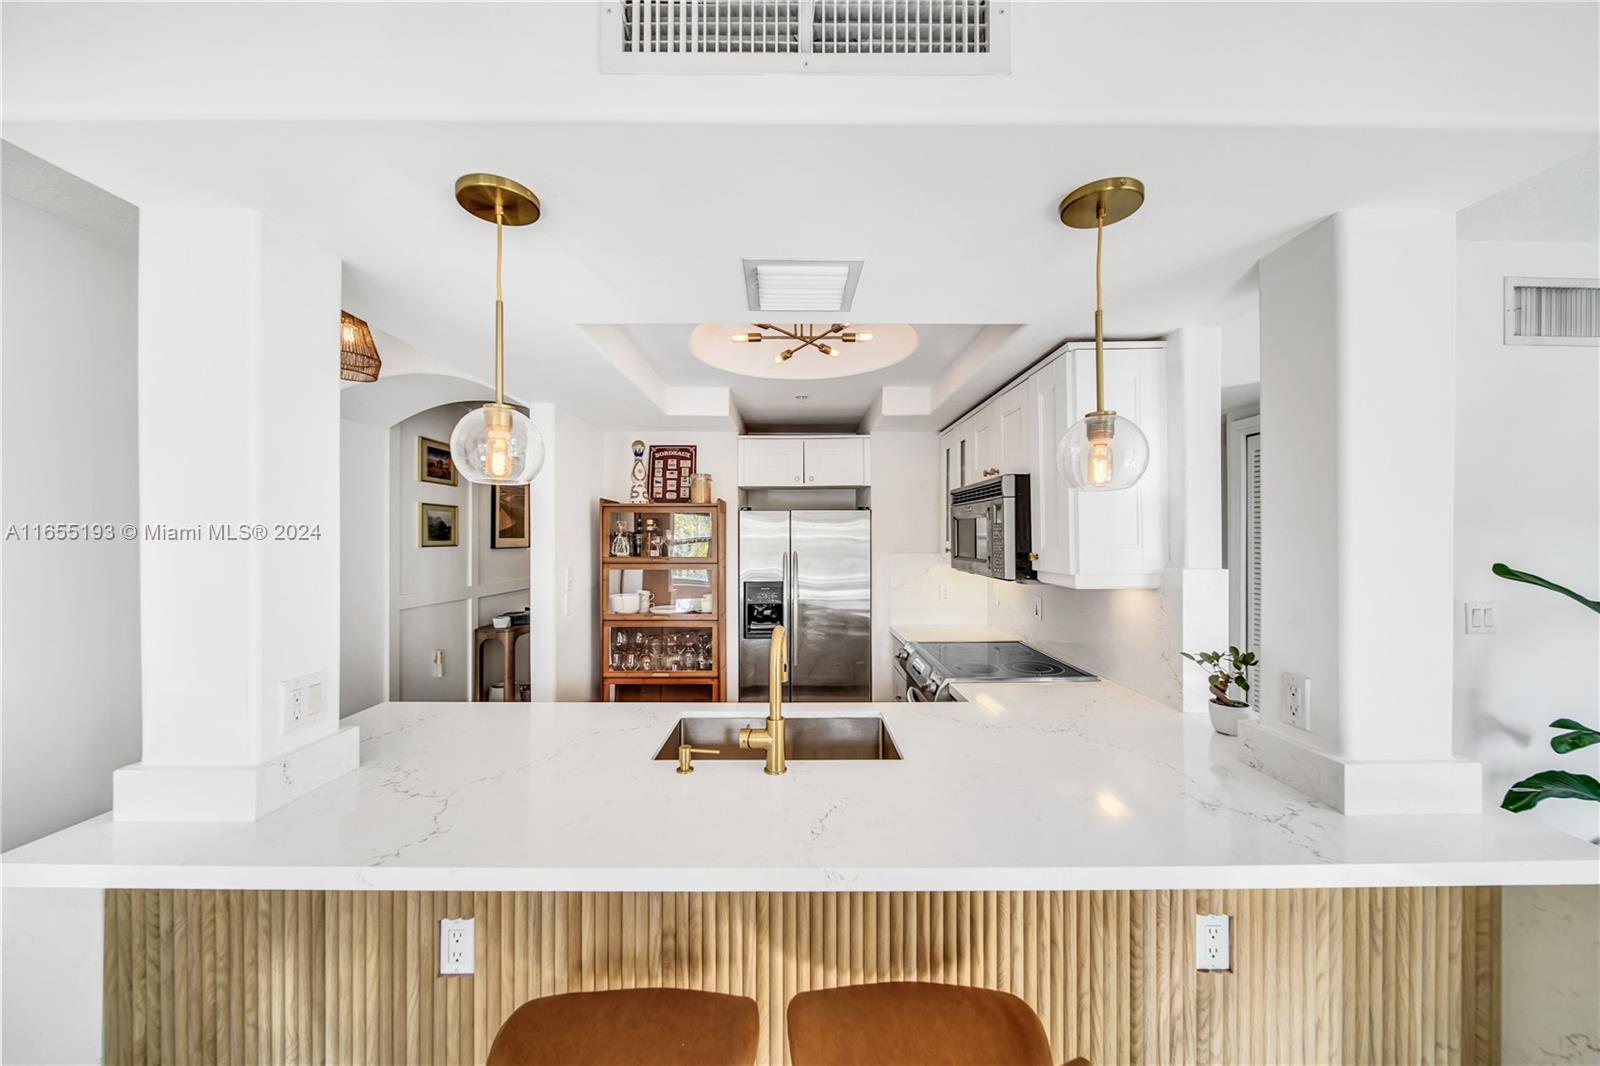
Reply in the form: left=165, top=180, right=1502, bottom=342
left=113, top=209, right=357, bottom=820
left=1165, top=327, right=1230, bottom=714
left=1241, top=210, right=1480, bottom=814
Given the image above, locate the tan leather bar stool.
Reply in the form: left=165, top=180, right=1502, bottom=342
left=788, top=981, right=1087, bottom=1066
left=486, top=987, right=759, bottom=1066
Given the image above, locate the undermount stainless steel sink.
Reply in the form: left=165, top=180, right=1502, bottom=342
left=653, top=717, right=902, bottom=762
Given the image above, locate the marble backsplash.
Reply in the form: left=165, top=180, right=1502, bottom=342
left=886, top=552, right=1182, bottom=709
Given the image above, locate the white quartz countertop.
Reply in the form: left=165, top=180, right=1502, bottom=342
left=5, top=684, right=1596, bottom=893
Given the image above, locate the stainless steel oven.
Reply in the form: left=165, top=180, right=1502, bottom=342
left=949, top=473, right=1034, bottom=582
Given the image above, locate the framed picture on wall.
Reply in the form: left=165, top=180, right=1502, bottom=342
left=418, top=436, right=457, bottom=486
left=418, top=502, right=459, bottom=547
left=491, top=484, right=529, bottom=549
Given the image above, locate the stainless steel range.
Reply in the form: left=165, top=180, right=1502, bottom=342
left=893, top=640, right=1097, bottom=701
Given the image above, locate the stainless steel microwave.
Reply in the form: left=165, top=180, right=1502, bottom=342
left=949, top=473, right=1034, bottom=581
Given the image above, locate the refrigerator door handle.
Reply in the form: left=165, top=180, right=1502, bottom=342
left=787, top=549, right=798, bottom=702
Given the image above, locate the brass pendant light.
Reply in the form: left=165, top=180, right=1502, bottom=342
left=1055, top=176, right=1151, bottom=492
left=339, top=311, right=382, bottom=382
left=448, top=174, right=544, bottom=485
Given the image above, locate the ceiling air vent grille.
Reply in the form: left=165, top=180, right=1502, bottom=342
left=1504, top=277, right=1599, bottom=346
left=603, top=1, right=1008, bottom=72
left=617, top=0, right=801, bottom=55
left=813, top=0, right=991, bottom=55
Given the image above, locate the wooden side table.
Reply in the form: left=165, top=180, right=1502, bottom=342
left=473, top=624, right=530, bottom=702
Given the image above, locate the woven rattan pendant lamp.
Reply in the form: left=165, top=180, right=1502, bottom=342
left=339, top=311, right=382, bottom=382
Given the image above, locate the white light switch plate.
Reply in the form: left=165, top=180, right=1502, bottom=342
left=1282, top=672, right=1311, bottom=732
left=440, top=918, right=474, bottom=975
left=1464, top=601, right=1496, bottom=635
left=1196, top=914, right=1231, bottom=971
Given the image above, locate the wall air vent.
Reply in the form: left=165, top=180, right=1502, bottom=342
left=1504, top=277, right=1599, bottom=346
left=602, top=1, right=1008, bottom=73
left=743, top=259, right=863, bottom=312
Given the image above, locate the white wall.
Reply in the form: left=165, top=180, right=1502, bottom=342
left=389, top=404, right=530, bottom=701
left=1454, top=240, right=1600, bottom=843
left=868, top=432, right=945, bottom=699
left=1245, top=210, right=1479, bottom=815
left=0, top=176, right=140, bottom=850
left=339, top=418, right=388, bottom=715
left=552, top=409, right=603, bottom=701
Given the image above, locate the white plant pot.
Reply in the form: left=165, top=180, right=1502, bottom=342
left=1208, top=700, right=1252, bottom=736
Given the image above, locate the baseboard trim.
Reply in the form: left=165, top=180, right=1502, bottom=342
left=113, top=726, right=359, bottom=821
left=1239, top=722, right=1482, bottom=814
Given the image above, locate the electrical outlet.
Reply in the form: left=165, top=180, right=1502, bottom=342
left=439, top=918, right=474, bottom=975
left=281, top=673, right=326, bottom=733
left=938, top=584, right=950, bottom=603
left=1196, top=914, right=1231, bottom=972
left=1282, top=672, right=1311, bottom=731
left=1029, top=595, right=1043, bottom=621
left=1464, top=601, right=1496, bottom=635
left=432, top=650, right=445, bottom=679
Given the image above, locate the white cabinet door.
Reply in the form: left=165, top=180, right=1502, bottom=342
left=1030, top=355, right=1070, bottom=573
left=996, top=376, right=1034, bottom=477
left=738, top=437, right=805, bottom=487
left=970, top=404, right=1000, bottom=480
left=803, top=437, right=869, bottom=486
left=948, top=416, right=975, bottom=488
left=938, top=429, right=957, bottom=553
left=1032, top=343, right=1167, bottom=589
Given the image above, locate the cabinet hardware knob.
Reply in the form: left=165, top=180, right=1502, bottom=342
left=808, top=475, right=815, bottom=482
left=793, top=475, right=800, bottom=482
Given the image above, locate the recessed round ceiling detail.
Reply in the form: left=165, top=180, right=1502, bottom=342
left=688, top=323, right=918, bottom=380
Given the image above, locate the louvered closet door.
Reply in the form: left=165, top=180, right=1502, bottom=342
left=1245, top=430, right=1263, bottom=708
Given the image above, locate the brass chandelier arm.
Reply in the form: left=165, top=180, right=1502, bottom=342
left=746, top=323, right=850, bottom=347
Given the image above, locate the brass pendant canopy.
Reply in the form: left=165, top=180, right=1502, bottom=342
left=455, top=173, right=542, bottom=226
left=1058, top=176, right=1144, bottom=230
left=339, top=310, right=382, bottom=382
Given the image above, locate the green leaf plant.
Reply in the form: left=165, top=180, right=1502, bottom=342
left=1492, top=565, right=1600, bottom=814
left=1181, top=646, right=1256, bottom=708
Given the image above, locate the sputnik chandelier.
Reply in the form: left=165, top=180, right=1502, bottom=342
left=730, top=323, right=874, bottom=364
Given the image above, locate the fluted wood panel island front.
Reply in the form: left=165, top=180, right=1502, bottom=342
left=103, top=886, right=1500, bottom=1066
left=8, top=687, right=1595, bottom=1065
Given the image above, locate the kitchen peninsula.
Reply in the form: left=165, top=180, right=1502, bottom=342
left=6, top=683, right=1596, bottom=1065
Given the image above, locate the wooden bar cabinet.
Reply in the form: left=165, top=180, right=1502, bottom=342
left=598, top=498, right=727, bottom=701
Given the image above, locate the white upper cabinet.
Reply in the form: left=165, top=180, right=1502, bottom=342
left=738, top=436, right=870, bottom=487
left=738, top=437, right=805, bottom=486
left=995, top=376, right=1035, bottom=478
left=970, top=404, right=1000, bottom=479
left=802, top=437, right=869, bottom=486
left=1030, top=342, right=1167, bottom=589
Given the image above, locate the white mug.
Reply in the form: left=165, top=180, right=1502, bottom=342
left=636, top=590, right=655, bottom=611
left=611, top=592, right=640, bottom=614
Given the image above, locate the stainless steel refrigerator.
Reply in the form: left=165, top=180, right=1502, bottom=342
left=738, top=509, right=871, bottom=702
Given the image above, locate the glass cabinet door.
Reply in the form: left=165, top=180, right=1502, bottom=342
left=604, top=508, right=717, bottom=562
left=603, top=624, right=717, bottom=676
left=604, top=567, right=716, bottom=618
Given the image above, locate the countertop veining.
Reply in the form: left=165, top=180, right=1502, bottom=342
left=4, top=682, right=1596, bottom=892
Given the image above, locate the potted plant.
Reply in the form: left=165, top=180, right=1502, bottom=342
left=1182, top=646, right=1258, bottom=735
left=1492, top=564, right=1600, bottom=821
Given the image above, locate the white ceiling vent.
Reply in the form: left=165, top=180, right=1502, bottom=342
left=601, top=1, right=1008, bottom=73
left=1504, top=277, right=1599, bottom=346
left=743, top=259, right=863, bottom=312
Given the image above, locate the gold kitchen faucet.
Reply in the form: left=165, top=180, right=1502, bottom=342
left=739, top=624, right=788, bottom=775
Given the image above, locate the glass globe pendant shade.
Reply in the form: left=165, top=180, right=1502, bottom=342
left=1056, top=412, right=1149, bottom=491
left=450, top=402, right=543, bottom=485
